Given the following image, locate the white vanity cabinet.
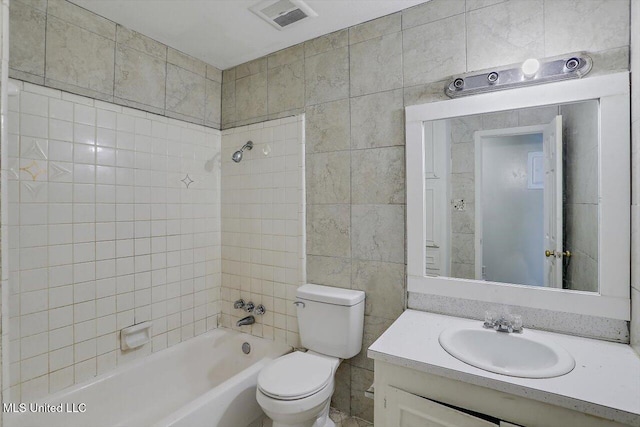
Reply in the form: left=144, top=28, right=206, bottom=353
left=374, top=360, right=627, bottom=427
left=369, top=311, right=640, bottom=427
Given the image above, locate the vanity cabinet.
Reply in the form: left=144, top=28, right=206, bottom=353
left=374, top=361, right=629, bottom=427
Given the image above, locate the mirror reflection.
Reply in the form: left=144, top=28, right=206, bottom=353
left=424, top=100, right=599, bottom=292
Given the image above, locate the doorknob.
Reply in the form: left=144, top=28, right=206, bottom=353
left=545, top=250, right=555, bottom=257
left=545, top=250, right=571, bottom=258
left=560, top=250, right=571, bottom=258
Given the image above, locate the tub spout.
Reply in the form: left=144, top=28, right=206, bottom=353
left=236, top=315, right=255, bottom=327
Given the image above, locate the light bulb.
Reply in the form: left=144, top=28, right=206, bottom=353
left=521, top=58, right=540, bottom=78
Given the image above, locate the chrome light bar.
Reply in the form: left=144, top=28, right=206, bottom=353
left=445, top=53, right=592, bottom=98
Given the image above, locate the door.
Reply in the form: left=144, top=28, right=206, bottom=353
left=386, top=386, right=496, bottom=427
left=543, top=116, right=563, bottom=288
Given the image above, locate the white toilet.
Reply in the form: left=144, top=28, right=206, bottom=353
left=256, top=283, right=365, bottom=427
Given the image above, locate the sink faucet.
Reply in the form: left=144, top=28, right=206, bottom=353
left=236, top=315, right=255, bottom=327
left=483, top=311, right=523, bottom=333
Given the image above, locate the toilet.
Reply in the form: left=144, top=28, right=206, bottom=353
left=256, top=284, right=365, bottom=427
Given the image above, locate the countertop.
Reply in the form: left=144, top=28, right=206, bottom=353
left=368, top=310, right=640, bottom=426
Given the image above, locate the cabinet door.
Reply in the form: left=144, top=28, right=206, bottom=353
left=386, top=386, right=496, bottom=427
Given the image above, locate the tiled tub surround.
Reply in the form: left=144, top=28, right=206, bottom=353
left=4, top=80, right=222, bottom=401
left=220, top=117, right=305, bottom=348
left=221, top=0, right=631, bottom=420
left=9, top=0, right=222, bottom=128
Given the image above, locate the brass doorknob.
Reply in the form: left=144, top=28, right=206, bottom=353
left=545, top=250, right=555, bottom=257
left=561, top=250, right=571, bottom=258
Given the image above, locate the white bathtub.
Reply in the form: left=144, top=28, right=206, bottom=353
left=6, top=329, right=290, bottom=427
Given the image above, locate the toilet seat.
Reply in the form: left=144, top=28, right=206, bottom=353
left=258, top=352, right=334, bottom=401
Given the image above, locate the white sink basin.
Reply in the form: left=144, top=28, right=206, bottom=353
left=438, top=328, right=575, bottom=378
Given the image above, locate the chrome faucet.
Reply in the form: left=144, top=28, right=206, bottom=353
left=236, top=315, right=255, bottom=327
left=483, top=311, right=523, bottom=333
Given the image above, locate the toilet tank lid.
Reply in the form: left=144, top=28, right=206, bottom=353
left=297, top=284, right=365, bottom=306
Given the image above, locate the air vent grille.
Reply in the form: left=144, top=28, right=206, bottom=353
left=250, top=0, right=317, bottom=31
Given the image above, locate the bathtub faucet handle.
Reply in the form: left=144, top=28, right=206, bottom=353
left=244, top=301, right=255, bottom=313
left=255, top=304, right=266, bottom=315
left=233, top=299, right=245, bottom=309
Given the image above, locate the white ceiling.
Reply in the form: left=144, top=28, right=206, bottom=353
left=70, top=0, right=428, bottom=70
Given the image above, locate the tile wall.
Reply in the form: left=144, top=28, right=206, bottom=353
left=220, top=0, right=631, bottom=420
left=219, top=117, right=305, bottom=348
left=631, top=0, right=640, bottom=355
left=4, top=80, right=221, bottom=401
left=9, top=0, right=222, bottom=128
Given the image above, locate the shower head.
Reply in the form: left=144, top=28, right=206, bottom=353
left=232, top=141, right=253, bottom=163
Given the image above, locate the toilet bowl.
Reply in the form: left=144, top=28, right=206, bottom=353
left=257, top=351, right=340, bottom=427
left=255, top=284, right=365, bottom=427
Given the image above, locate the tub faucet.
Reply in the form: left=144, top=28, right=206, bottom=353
left=236, top=315, right=255, bottom=327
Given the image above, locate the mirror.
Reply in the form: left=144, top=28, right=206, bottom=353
left=405, top=73, right=630, bottom=320
left=424, top=100, right=599, bottom=292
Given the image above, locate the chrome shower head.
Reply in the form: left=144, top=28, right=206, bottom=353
left=232, top=140, right=253, bottom=163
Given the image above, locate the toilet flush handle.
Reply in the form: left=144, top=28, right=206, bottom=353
left=293, top=301, right=305, bottom=308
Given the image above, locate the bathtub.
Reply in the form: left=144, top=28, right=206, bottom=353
left=6, top=329, right=291, bottom=427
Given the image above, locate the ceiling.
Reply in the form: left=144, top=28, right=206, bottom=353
left=69, top=0, right=428, bottom=70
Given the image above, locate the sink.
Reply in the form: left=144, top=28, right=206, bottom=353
left=438, top=327, right=575, bottom=378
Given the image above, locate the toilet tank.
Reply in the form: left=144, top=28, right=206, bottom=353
left=295, top=284, right=365, bottom=359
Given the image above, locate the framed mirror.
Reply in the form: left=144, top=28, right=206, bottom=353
left=406, top=73, right=630, bottom=320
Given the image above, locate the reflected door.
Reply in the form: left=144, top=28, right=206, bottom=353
left=543, top=116, right=563, bottom=288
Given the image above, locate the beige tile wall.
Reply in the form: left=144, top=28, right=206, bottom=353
left=9, top=0, right=222, bottom=128
left=221, top=0, right=631, bottom=420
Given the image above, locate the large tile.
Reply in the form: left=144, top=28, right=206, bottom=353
left=236, top=57, right=267, bottom=79
left=305, top=47, right=349, bottom=106
left=350, top=388, right=374, bottom=422
left=544, top=0, right=630, bottom=57
left=351, top=205, right=405, bottom=263
left=305, top=29, right=348, bottom=57
left=402, top=0, right=465, bottom=30
left=114, top=45, right=166, bottom=110
left=235, top=72, right=267, bottom=121
left=350, top=89, right=404, bottom=150
left=331, top=363, right=351, bottom=414
left=116, top=25, right=166, bottom=60
left=306, top=152, right=351, bottom=204
left=350, top=315, right=394, bottom=370
left=9, top=0, right=46, bottom=78
left=451, top=232, right=474, bottom=264
left=306, top=99, right=350, bottom=154
left=349, top=13, right=401, bottom=45
left=206, top=65, right=223, bottom=84
left=165, top=64, right=206, bottom=120
left=205, top=79, right=222, bottom=128
left=46, top=16, right=115, bottom=97
left=350, top=365, right=374, bottom=393
left=306, top=205, right=351, bottom=258
left=221, top=81, right=236, bottom=126
left=167, top=48, right=207, bottom=76
left=352, top=260, right=404, bottom=320
left=466, top=0, right=544, bottom=71
left=306, top=255, right=351, bottom=289
left=351, top=147, right=405, bottom=204
left=466, top=0, right=508, bottom=11
left=350, top=32, right=403, bottom=97
left=268, top=44, right=304, bottom=69
left=268, top=61, right=304, bottom=114
left=47, top=0, right=115, bottom=39
left=403, top=14, right=466, bottom=86
left=403, top=80, right=450, bottom=106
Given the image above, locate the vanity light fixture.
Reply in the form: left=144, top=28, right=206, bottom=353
left=445, top=53, right=592, bottom=98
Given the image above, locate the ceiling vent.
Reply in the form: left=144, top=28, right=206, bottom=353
left=250, top=0, right=318, bottom=30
